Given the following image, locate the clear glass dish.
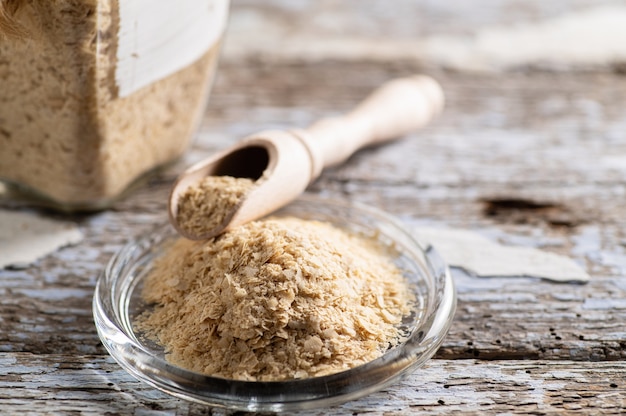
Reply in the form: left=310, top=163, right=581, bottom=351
left=93, top=195, right=456, bottom=412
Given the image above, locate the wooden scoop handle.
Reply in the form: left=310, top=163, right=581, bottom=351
left=299, top=75, right=444, bottom=177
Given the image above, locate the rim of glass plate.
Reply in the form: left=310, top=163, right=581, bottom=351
left=93, top=194, right=456, bottom=412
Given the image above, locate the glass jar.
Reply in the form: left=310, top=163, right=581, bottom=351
left=0, top=0, right=229, bottom=210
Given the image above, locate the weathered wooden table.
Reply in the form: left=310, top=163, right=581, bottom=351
left=2, top=1, right=625, bottom=414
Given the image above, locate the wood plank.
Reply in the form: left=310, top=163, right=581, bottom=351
left=1, top=353, right=624, bottom=415
left=2, top=247, right=624, bottom=361
left=1, top=62, right=624, bottom=363
left=2, top=0, right=626, bottom=411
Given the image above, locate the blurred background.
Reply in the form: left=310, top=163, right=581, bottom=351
left=196, top=0, right=626, bottom=230
left=222, top=0, right=625, bottom=72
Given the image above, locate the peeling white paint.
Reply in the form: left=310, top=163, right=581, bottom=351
left=0, top=210, right=83, bottom=269
left=583, top=298, right=626, bottom=310
left=14, top=288, right=92, bottom=301
left=571, top=226, right=603, bottom=265
left=415, top=226, right=590, bottom=283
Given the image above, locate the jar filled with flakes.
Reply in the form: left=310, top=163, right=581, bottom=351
left=0, top=0, right=229, bottom=210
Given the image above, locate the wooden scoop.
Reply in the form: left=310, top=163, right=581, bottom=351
left=169, top=75, right=444, bottom=240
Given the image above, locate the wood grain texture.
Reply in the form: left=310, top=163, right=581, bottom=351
left=1, top=0, right=626, bottom=414
left=1, top=354, right=624, bottom=415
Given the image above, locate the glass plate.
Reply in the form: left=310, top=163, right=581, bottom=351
left=93, top=194, right=456, bottom=412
